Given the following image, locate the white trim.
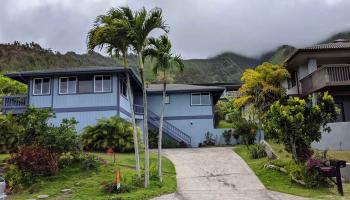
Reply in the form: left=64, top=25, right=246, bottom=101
left=94, top=75, right=112, bottom=93
left=32, top=77, right=51, bottom=95
left=191, top=92, right=211, bottom=106
left=59, top=76, right=77, bottom=94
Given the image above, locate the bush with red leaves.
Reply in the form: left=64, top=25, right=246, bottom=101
left=8, top=146, right=60, bottom=176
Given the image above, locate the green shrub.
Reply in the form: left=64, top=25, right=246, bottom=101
left=222, top=130, right=232, bottom=145
left=0, top=113, right=24, bottom=153
left=81, top=116, right=140, bottom=152
left=249, top=144, right=267, bottom=159
left=80, top=154, right=101, bottom=171
left=203, top=132, right=216, bottom=146
left=148, top=127, right=181, bottom=148
left=233, top=119, right=257, bottom=145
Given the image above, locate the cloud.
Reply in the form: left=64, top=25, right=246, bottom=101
left=1, top=0, right=350, bottom=59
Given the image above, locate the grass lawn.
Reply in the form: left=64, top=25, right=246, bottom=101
left=217, top=120, right=233, bottom=128
left=315, top=150, right=350, bottom=162
left=234, top=144, right=350, bottom=200
left=7, top=152, right=176, bottom=200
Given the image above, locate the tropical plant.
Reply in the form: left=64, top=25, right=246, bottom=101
left=143, top=35, right=184, bottom=182
left=81, top=116, right=140, bottom=152
left=248, top=144, right=267, bottom=159
left=87, top=7, right=141, bottom=178
left=115, top=6, right=168, bottom=187
left=264, top=92, right=338, bottom=162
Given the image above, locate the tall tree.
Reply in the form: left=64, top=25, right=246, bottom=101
left=87, top=7, right=141, bottom=177
left=116, top=6, right=168, bottom=187
left=235, top=62, right=289, bottom=140
left=143, top=35, right=184, bottom=182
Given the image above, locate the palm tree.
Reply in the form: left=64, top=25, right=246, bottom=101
left=143, top=35, right=184, bottom=182
left=87, top=7, right=141, bottom=178
left=123, top=7, right=169, bottom=187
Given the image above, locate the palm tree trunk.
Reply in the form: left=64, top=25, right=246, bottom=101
left=158, top=76, right=166, bottom=183
left=123, top=55, right=141, bottom=178
left=138, top=51, right=150, bottom=188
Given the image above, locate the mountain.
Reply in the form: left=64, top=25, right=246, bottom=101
left=1, top=30, right=350, bottom=84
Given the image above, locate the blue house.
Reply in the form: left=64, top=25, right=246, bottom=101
left=2, top=66, right=231, bottom=147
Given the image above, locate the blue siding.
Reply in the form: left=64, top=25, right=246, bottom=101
left=147, top=93, right=213, bottom=117
left=53, top=75, right=118, bottom=108
left=50, top=111, right=118, bottom=132
left=29, top=78, right=53, bottom=108
left=147, top=93, right=230, bottom=147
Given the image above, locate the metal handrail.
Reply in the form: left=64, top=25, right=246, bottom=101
left=148, top=109, right=191, bottom=145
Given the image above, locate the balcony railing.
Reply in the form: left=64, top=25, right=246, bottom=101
left=2, top=96, right=28, bottom=114
left=134, top=104, right=144, bottom=115
left=300, top=64, right=350, bottom=96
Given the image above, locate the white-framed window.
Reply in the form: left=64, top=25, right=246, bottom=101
left=33, top=77, right=51, bottom=95
left=165, top=95, right=170, bottom=104
left=94, top=75, right=111, bottom=93
left=59, top=77, right=77, bottom=94
left=191, top=92, right=210, bottom=105
left=120, top=79, right=127, bottom=98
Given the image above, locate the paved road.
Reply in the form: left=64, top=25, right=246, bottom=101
left=152, top=147, right=308, bottom=200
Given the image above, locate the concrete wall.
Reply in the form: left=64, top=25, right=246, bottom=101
left=312, top=122, right=350, bottom=150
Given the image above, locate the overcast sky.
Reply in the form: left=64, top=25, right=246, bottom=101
left=1, top=0, right=350, bottom=59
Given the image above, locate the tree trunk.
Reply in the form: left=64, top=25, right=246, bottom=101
left=290, top=133, right=298, bottom=163
left=122, top=54, right=141, bottom=178
left=125, top=71, right=141, bottom=178
left=158, top=78, right=166, bottom=183
left=138, top=52, right=150, bottom=188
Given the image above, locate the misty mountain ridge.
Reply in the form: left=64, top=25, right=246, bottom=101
left=1, top=31, right=350, bottom=84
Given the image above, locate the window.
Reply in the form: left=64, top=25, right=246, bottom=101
left=94, top=75, right=111, bottom=92
left=165, top=95, right=170, bottom=104
left=59, top=77, right=77, bottom=94
left=191, top=92, right=210, bottom=105
left=33, top=78, right=50, bottom=95
left=288, top=71, right=298, bottom=89
left=78, top=76, right=94, bottom=93
left=120, top=79, right=127, bottom=98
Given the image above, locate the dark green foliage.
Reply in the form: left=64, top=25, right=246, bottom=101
left=0, top=113, right=23, bottom=153
left=16, top=107, right=79, bottom=152
left=248, top=144, right=267, bottom=159
left=148, top=128, right=181, bottom=148
left=286, top=163, right=324, bottom=188
left=264, top=92, right=338, bottom=162
left=81, top=116, right=140, bottom=152
left=233, top=119, right=257, bottom=145
left=0, top=107, right=78, bottom=153
left=222, top=130, right=232, bottom=145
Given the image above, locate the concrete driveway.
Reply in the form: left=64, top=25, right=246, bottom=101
left=153, top=147, right=308, bottom=200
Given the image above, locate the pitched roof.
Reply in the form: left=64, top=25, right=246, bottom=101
left=147, top=84, right=225, bottom=93
left=285, top=39, right=350, bottom=64
left=5, top=66, right=141, bottom=84
left=300, top=39, right=350, bottom=50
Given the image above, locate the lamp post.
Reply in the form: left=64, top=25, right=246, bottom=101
left=0, top=177, right=6, bottom=200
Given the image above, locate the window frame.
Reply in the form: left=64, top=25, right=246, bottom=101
left=94, top=75, right=112, bottom=93
left=191, top=92, right=211, bottom=106
left=119, top=79, right=128, bottom=99
left=59, top=76, right=77, bottom=95
left=32, top=77, right=51, bottom=96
